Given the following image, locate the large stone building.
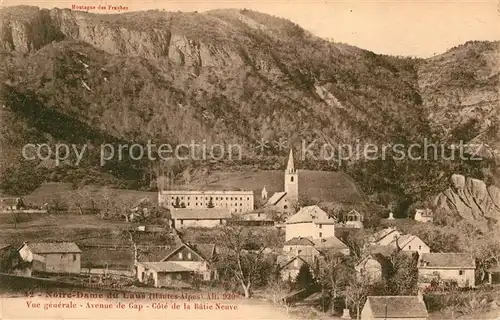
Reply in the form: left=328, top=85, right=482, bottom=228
left=264, top=149, right=299, bottom=213
left=159, top=190, right=254, bottom=213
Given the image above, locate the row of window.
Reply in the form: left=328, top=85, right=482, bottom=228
left=170, top=196, right=250, bottom=201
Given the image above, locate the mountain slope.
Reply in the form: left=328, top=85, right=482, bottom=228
left=0, top=6, right=497, bottom=208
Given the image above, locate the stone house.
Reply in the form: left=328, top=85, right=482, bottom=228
left=17, top=242, right=82, bottom=274
left=414, top=209, right=433, bottom=223
left=418, top=253, right=476, bottom=288
left=285, top=205, right=336, bottom=241
left=169, top=208, right=231, bottom=228
left=361, top=295, right=428, bottom=320
left=355, top=255, right=385, bottom=283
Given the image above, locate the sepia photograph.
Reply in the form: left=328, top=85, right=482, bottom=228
left=0, top=0, right=499, bottom=319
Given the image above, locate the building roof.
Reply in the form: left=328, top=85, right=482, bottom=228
left=286, top=149, right=295, bottom=173
left=368, top=245, right=399, bottom=257
left=366, top=296, right=428, bottom=318
left=419, top=253, right=475, bottom=269
left=285, top=205, right=335, bottom=224
left=266, top=192, right=287, bottom=206
left=24, top=242, right=82, bottom=254
left=370, top=227, right=399, bottom=243
left=389, top=235, right=427, bottom=250
left=277, top=254, right=315, bottom=269
left=162, top=242, right=216, bottom=262
left=140, top=261, right=193, bottom=273
left=170, top=208, right=231, bottom=220
left=312, top=236, right=349, bottom=251
left=284, top=237, right=315, bottom=246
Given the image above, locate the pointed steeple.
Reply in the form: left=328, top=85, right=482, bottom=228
left=286, top=149, right=295, bottom=173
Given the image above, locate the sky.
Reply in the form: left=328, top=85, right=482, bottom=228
left=2, top=0, right=499, bottom=57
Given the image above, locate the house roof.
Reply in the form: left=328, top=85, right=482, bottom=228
left=389, top=235, right=427, bottom=249
left=24, top=242, right=82, bottom=253
left=170, top=208, right=231, bottom=220
left=137, top=246, right=176, bottom=262
left=161, top=243, right=216, bottom=262
left=370, top=227, right=399, bottom=243
left=285, top=205, right=335, bottom=224
left=312, top=236, right=349, bottom=251
left=284, top=237, right=315, bottom=246
left=140, top=261, right=193, bottom=273
left=419, top=253, right=475, bottom=269
left=277, top=254, right=315, bottom=270
left=266, top=192, right=287, bottom=206
left=366, top=296, right=428, bottom=318
left=368, top=245, right=398, bottom=257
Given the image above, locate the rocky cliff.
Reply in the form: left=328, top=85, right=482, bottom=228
left=435, top=174, right=500, bottom=224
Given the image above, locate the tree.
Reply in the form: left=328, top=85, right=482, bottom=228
left=214, top=226, right=275, bottom=298
left=207, top=197, right=214, bottom=208
left=387, top=251, right=418, bottom=295
left=294, top=263, right=315, bottom=290
left=317, top=252, right=353, bottom=314
left=344, top=277, right=371, bottom=320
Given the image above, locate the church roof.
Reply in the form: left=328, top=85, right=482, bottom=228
left=265, top=192, right=287, bottom=206
left=286, top=149, right=295, bottom=173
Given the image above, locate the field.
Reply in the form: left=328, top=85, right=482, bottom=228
left=0, top=213, right=174, bottom=270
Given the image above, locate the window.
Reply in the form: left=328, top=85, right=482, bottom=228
left=219, top=219, right=223, bottom=224
left=180, top=219, right=183, bottom=225
left=291, top=176, right=294, bottom=182
left=419, top=245, right=422, bottom=250
left=240, top=197, right=242, bottom=200
left=230, top=197, right=233, bottom=200
left=73, top=254, right=77, bottom=261
left=188, top=197, right=190, bottom=200
left=284, top=205, right=288, bottom=209
left=408, top=246, right=412, bottom=250
left=459, top=270, right=464, bottom=275
left=187, top=252, right=192, bottom=260
left=179, top=252, right=183, bottom=259
left=196, top=197, right=198, bottom=200
left=319, top=224, right=322, bottom=229
left=319, top=232, right=323, bottom=238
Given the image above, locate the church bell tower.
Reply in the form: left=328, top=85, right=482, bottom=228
left=284, top=149, right=298, bottom=201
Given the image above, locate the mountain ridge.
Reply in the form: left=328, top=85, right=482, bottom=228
left=0, top=6, right=498, bottom=212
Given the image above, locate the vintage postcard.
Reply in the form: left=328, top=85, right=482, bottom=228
left=0, top=0, right=499, bottom=319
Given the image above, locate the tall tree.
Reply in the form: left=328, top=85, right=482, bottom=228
left=214, top=226, right=274, bottom=298
left=317, top=252, right=353, bottom=314
left=294, top=263, right=315, bottom=290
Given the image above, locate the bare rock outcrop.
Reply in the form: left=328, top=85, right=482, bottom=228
left=435, top=174, right=500, bottom=223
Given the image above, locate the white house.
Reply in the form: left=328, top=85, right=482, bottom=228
left=284, top=205, right=336, bottom=241
left=369, top=227, right=401, bottom=246
left=361, top=295, right=428, bottom=320
left=389, top=235, right=430, bottom=255
left=414, top=208, right=433, bottom=223
left=418, top=253, right=476, bottom=288
left=169, top=208, right=231, bottom=228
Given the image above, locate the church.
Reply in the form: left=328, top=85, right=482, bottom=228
left=262, top=149, right=299, bottom=214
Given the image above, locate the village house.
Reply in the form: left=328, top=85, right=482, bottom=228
left=388, top=234, right=430, bottom=255
left=361, top=295, right=428, bottom=320
left=16, top=242, right=82, bottom=275
left=277, top=253, right=317, bottom=282
left=338, top=209, right=364, bottom=229
left=169, top=208, right=231, bottom=228
left=135, top=262, right=194, bottom=288
left=285, top=205, right=336, bottom=241
left=418, top=253, right=476, bottom=288
left=136, top=242, right=217, bottom=287
left=369, top=227, right=402, bottom=246
left=312, top=236, right=350, bottom=256
left=414, top=208, right=433, bottom=223
left=283, top=237, right=317, bottom=255
left=264, top=149, right=299, bottom=214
